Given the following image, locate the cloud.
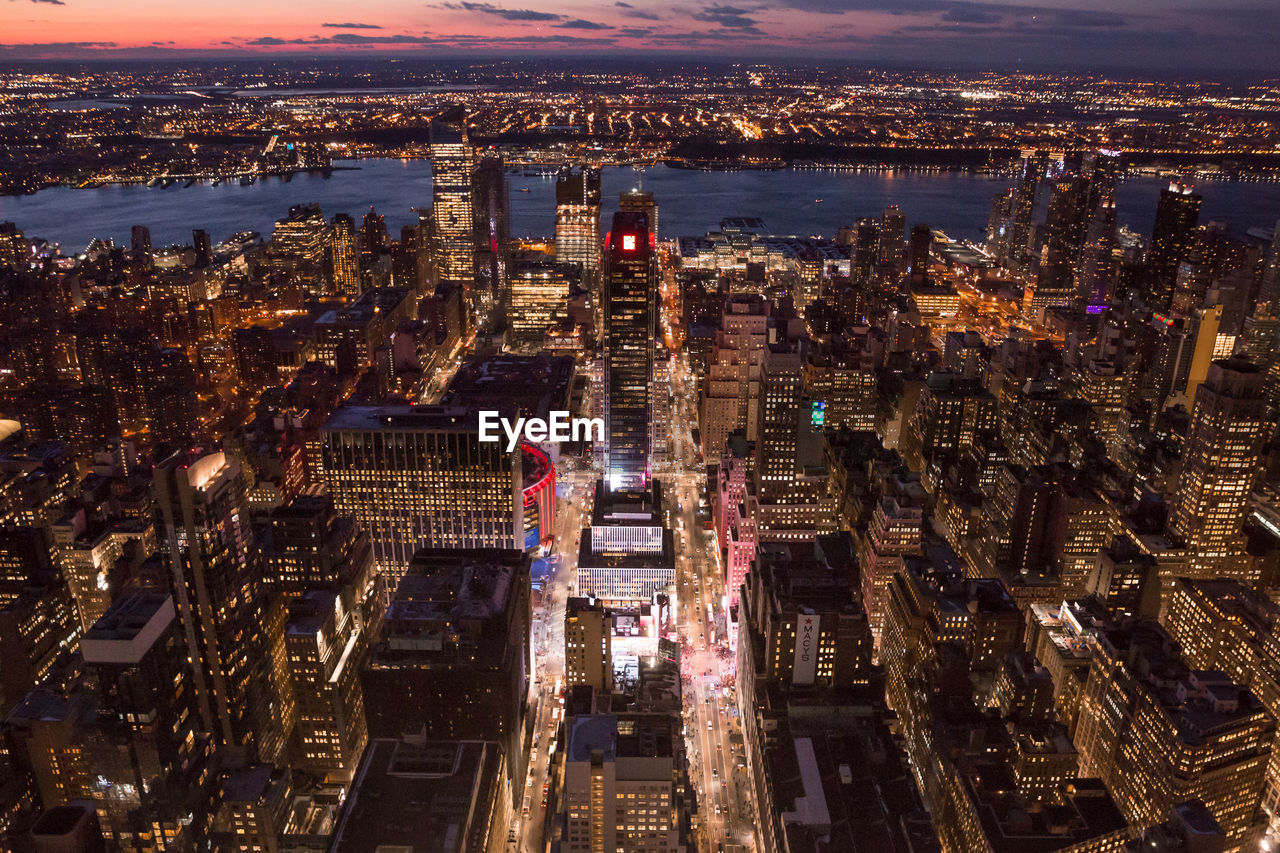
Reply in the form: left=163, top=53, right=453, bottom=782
left=15, top=0, right=65, bottom=5
left=438, top=2, right=562, bottom=21
left=321, top=22, right=383, bottom=29
left=614, top=0, right=660, bottom=18
left=554, top=18, right=613, bottom=29
left=690, top=3, right=762, bottom=30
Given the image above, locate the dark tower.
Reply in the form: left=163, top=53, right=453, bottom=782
left=602, top=211, right=656, bottom=492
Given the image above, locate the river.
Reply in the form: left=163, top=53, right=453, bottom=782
left=1, top=160, right=1277, bottom=251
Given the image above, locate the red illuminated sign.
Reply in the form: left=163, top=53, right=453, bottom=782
left=622, top=234, right=636, bottom=251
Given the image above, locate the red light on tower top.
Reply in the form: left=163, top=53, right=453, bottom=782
left=622, top=234, right=636, bottom=251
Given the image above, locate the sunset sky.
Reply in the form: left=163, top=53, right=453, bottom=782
left=2, top=0, right=1277, bottom=72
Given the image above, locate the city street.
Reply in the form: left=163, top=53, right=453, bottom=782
left=665, top=356, right=757, bottom=853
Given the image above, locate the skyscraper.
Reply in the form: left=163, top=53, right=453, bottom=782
left=473, top=151, right=509, bottom=312
left=1008, top=149, right=1049, bottom=267
left=602, top=211, right=656, bottom=492
left=1169, top=357, right=1269, bottom=576
left=875, top=205, right=905, bottom=293
left=1147, top=181, right=1202, bottom=309
left=430, top=110, right=476, bottom=322
left=153, top=450, right=292, bottom=766
left=619, top=188, right=658, bottom=243
left=330, top=213, right=360, bottom=297
left=1025, top=176, right=1090, bottom=319
left=320, top=405, right=523, bottom=586
left=555, top=166, right=602, bottom=277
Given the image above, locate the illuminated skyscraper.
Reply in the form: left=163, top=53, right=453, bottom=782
left=473, top=152, right=509, bottom=312
left=602, top=211, right=656, bottom=492
left=875, top=205, right=905, bottom=293
left=1008, top=149, right=1049, bottom=267
left=1169, top=357, right=1268, bottom=576
left=1075, top=618, right=1273, bottom=847
left=1025, top=176, right=1090, bottom=320
left=320, top=405, right=523, bottom=587
left=508, top=260, right=573, bottom=343
left=153, top=450, right=293, bottom=766
left=430, top=110, right=476, bottom=320
left=330, top=213, right=360, bottom=297
left=267, top=203, right=329, bottom=291
left=555, top=166, right=602, bottom=277
left=1147, top=181, right=1202, bottom=309
left=619, top=188, right=658, bottom=243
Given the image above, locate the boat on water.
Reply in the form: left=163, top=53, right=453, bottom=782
left=184, top=178, right=197, bottom=188
left=211, top=177, right=223, bottom=186
left=815, top=198, right=823, bottom=204
left=146, top=177, right=161, bottom=188
left=519, top=187, right=531, bottom=193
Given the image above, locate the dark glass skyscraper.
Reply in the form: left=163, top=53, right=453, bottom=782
left=1147, top=181, right=1202, bottom=309
left=602, top=210, right=656, bottom=492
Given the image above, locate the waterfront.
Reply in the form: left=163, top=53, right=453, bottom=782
left=2, top=159, right=1279, bottom=251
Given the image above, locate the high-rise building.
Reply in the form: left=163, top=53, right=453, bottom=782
left=361, top=548, right=531, bottom=790
left=192, top=228, right=212, bottom=267
left=153, top=450, right=293, bottom=766
left=285, top=588, right=369, bottom=783
left=330, top=213, right=360, bottom=298
left=508, top=260, right=573, bottom=343
left=619, top=188, right=658, bottom=243
left=1169, top=358, right=1268, bottom=577
left=473, top=152, right=510, bottom=313
left=1147, top=181, right=1202, bottom=309
left=130, top=224, right=151, bottom=254
left=602, top=211, right=656, bottom=492
left=320, top=405, right=523, bottom=587
left=1008, top=149, right=1049, bottom=267
left=431, top=110, right=476, bottom=321
left=1025, top=176, right=1090, bottom=320
left=555, top=166, right=603, bottom=278
left=700, top=294, right=769, bottom=461
left=565, top=596, right=613, bottom=694
left=875, top=205, right=905, bottom=293
left=1075, top=618, right=1274, bottom=847
left=266, top=204, right=329, bottom=290
left=561, top=713, right=687, bottom=853
left=79, top=593, right=217, bottom=849
left=1166, top=578, right=1280, bottom=832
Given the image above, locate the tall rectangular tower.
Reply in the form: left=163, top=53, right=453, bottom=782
left=430, top=110, right=476, bottom=321
left=602, top=211, right=656, bottom=492
left=555, top=166, right=603, bottom=276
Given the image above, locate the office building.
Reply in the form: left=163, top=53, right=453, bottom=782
left=561, top=713, right=688, bottom=853
left=700, top=294, right=769, bottom=461
left=430, top=110, right=476, bottom=319
left=285, top=589, right=369, bottom=783
left=473, top=151, right=509, bottom=311
left=330, top=213, right=360, bottom=297
left=1166, top=578, right=1280, bottom=832
left=577, top=481, right=675, bottom=605
left=1169, top=358, right=1268, bottom=578
left=602, top=211, right=657, bottom=492
left=565, top=596, right=614, bottom=694
left=332, top=738, right=511, bottom=853
left=1075, top=618, right=1273, bottom=846
left=619, top=189, right=658, bottom=243
left=361, top=548, right=531, bottom=790
left=1147, top=181, right=1202, bottom=309
left=153, top=450, right=293, bottom=766
left=555, top=166, right=602, bottom=277
left=78, top=593, right=217, bottom=850
left=508, top=260, right=573, bottom=343
left=320, top=405, right=523, bottom=586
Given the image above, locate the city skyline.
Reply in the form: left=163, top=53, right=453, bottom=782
left=0, top=0, right=1277, bottom=72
